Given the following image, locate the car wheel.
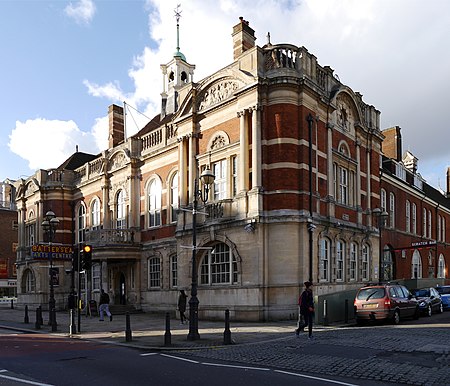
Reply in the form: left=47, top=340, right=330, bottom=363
left=413, top=306, right=420, bottom=320
left=392, top=310, right=400, bottom=325
left=426, top=304, right=432, bottom=317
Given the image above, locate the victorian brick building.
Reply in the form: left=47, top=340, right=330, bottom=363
left=13, top=18, right=447, bottom=321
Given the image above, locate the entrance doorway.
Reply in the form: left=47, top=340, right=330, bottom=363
left=118, top=272, right=126, bottom=305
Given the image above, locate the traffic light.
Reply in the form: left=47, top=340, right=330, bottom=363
left=81, top=244, right=92, bottom=270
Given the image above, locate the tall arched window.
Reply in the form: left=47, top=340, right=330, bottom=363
left=319, top=238, right=330, bottom=282
left=406, top=200, right=411, bottom=233
left=200, top=243, right=238, bottom=285
left=91, top=198, right=101, bottom=230
left=350, top=242, right=357, bottom=281
left=428, top=210, right=432, bottom=238
left=170, top=172, right=179, bottom=223
left=116, top=190, right=126, bottom=229
left=389, top=192, right=395, bottom=228
left=77, top=204, right=86, bottom=243
left=437, top=254, right=445, bottom=278
left=148, top=179, right=162, bottom=227
left=411, top=250, right=422, bottom=279
left=22, top=269, right=35, bottom=293
left=336, top=240, right=345, bottom=281
left=412, top=203, right=417, bottom=234
left=422, top=208, right=427, bottom=237
left=361, top=244, right=370, bottom=281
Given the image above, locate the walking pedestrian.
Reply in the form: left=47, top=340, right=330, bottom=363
left=177, top=289, right=188, bottom=324
left=99, top=289, right=112, bottom=322
left=296, top=281, right=314, bottom=339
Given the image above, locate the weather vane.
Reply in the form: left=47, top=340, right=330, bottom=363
left=174, top=4, right=182, bottom=24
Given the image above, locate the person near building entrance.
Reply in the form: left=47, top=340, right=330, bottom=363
left=99, top=289, right=112, bottom=322
left=177, top=289, right=188, bottom=324
left=295, top=281, right=314, bottom=339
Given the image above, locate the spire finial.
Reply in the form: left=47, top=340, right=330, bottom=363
left=174, top=4, right=182, bottom=54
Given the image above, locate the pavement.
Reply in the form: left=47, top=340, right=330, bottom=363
left=0, top=304, right=309, bottom=350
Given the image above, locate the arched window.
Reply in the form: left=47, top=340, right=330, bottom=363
left=389, top=192, right=395, bottom=228
left=116, top=190, right=126, bottom=229
left=319, top=238, right=330, bottom=282
left=336, top=240, right=345, bottom=281
left=148, top=179, right=162, bottom=227
left=411, top=250, right=422, bottom=279
left=148, top=257, right=161, bottom=288
left=361, top=244, right=370, bottom=281
left=200, top=243, right=238, bottom=285
left=350, top=242, right=357, bottom=281
left=170, top=172, right=179, bottom=223
left=77, top=204, right=86, bottom=244
left=437, top=254, right=445, bottom=278
left=91, top=199, right=101, bottom=230
left=170, top=254, right=178, bottom=288
left=22, top=269, right=35, bottom=293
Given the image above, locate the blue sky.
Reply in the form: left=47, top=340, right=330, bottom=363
left=1, top=0, right=450, bottom=191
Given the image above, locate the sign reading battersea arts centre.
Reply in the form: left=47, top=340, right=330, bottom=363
left=31, top=244, right=74, bottom=260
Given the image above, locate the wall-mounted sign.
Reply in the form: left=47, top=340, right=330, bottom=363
left=31, top=244, right=74, bottom=260
left=411, top=240, right=436, bottom=248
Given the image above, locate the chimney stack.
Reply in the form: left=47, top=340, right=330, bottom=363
left=232, top=17, right=256, bottom=60
left=381, top=126, right=402, bottom=161
left=108, top=104, right=124, bottom=149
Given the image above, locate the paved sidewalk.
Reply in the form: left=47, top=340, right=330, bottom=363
left=0, top=305, right=314, bottom=350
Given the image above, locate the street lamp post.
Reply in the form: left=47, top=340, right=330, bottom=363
left=187, top=168, right=215, bottom=341
left=373, top=208, right=388, bottom=284
left=42, top=210, right=60, bottom=332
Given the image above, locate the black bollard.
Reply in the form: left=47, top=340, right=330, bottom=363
left=35, top=308, right=41, bottom=330
left=125, top=312, right=132, bottom=342
left=11, top=299, right=14, bottom=309
left=51, top=308, right=57, bottom=332
left=164, top=312, right=171, bottom=346
left=24, top=305, right=29, bottom=324
left=223, top=309, right=232, bottom=345
left=38, top=306, right=43, bottom=326
left=344, top=299, right=349, bottom=324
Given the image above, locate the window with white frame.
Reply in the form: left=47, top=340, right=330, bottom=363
left=77, top=204, right=86, bottom=244
left=412, top=203, right=417, bottom=234
left=443, top=216, right=446, bottom=242
left=361, top=244, right=369, bottom=281
left=437, top=254, right=445, bottom=278
left=319, top=238, right=330, bottom=282
left=170, top=254, right=178, bottom=288
left=116, top=190, right=126, bottom=229
left=336, top=240, right=345, bottom=281
left=438, top=215, right=442, bottom=242
left=389, top=192, right=395, bottom=228
left=170, top=172, right=179, bottom=222
left=22, top=269, right=35, bottom=293
left=380, top=189, right=387, bottom=212
left=148, top=179, right=162, bottom=227
left=406, top=200, right=411, bottom=233
left=91, top=199, right=101, bottom=230
left=148, top=257, right=161, bottom=288
left=339, top=167, right=348, bottom=204
left=200, top=243, right=238, bottom=285
left=92, top=263, right=101, bottom=291
left=213, top=160, right=227, bottom=201
left=423, top=208, right=427, bottom=238
left=428, top=210, right=432, bottom=239
left=231, top=156, right=238, bottom=197
left=25, top=211, right=36, bottom=248
left=411, top=250, right=422, bottom=279
left=350, top=242, right=357, bottom=281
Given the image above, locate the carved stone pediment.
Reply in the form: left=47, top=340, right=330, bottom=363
left=336, top=93, right=358, bottom=134
left=197, top=80, right=241, bottom=111
left=108, top=152, right=128, bottom=172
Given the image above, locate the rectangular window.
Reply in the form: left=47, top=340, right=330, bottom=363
left=92, top=264, right=101, bottom=291
left=171, top=255, right=178, bottom=288
left=423, top=208, right=427, bottom=237
left=389, top=193, right=395, bottom=228
left=339, top=167, right=348, bottom=204
left=428, top=210, right=432, bottom=239
left=362, top=245, right=369, bottom=281
left=406, top=201, right=411, bottom=233
left=319, top=239, right=329, bottom=282
left=211, top=244, right=230, bottom=284
left=231, top=156, right=238, bottom=197
left=25, top=223, right=36, bottom=248
left=336, top=241, right=345, bottom=281
left=412, top=204, right=417, bottom=234
left=213, top=160, right=227, bottom=201
left=350, top=243, right=357, bottom=281
left=148, top=258, right=161, bottom=288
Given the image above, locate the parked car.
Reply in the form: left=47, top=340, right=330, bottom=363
left=354, top=283, right=419, bottom=325
left=411, top=287, right=443, bottom=316
left=436, top=285, right=450, bottom=310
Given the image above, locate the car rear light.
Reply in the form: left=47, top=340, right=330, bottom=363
left=384, top=298, right=390, bottom=306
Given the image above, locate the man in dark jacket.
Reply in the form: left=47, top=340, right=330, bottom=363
left=296, top=281, right=314, bottom=338
left=99, top=289, right=112, bottom=322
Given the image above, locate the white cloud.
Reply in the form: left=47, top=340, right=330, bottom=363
left=64, top=0, right=96, bottom=25
left=8, top=119, right=96, bottom=170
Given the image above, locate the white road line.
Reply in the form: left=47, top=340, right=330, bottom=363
left=0, top=372, right=55, bottom=386
left=160, top=354, right=199, bottom=363
left=202, top=362, right=270, bottom=371
left=140, top=352, right=159, bottom=357
left=274, top=370, right=360, bottom=386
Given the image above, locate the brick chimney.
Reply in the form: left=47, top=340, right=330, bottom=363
left=232, top=17, right=256, bottom=60
left=108, top=104, right=124, bottom=149
left=381, top=126, right=402, bottom=161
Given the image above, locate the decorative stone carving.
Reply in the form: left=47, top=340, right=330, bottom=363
left=211, top=135, right=226, bottom=150
left=336, top=93, right=357, bottom=133
left=198, top=80, right=240, bottom=111
left=108, top=152, right=127, bottom=172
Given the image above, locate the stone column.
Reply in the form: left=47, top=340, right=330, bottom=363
left=251, top=106, right=262, bottom=189
left=102, top=177, right=111, bottom=229
left=238, top=110, right=249, bottom=193
left=188, top=133, right=197, bottom=203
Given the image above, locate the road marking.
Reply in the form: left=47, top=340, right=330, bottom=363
left=274, top=370, right=360, bottom=386
left=0, top=370, right=55, bottom=386
left=140, top=352, right=158, bottom=356
left=202, top=362, right=270, bottom=371
left=160, top=354, right=199, bottom=363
